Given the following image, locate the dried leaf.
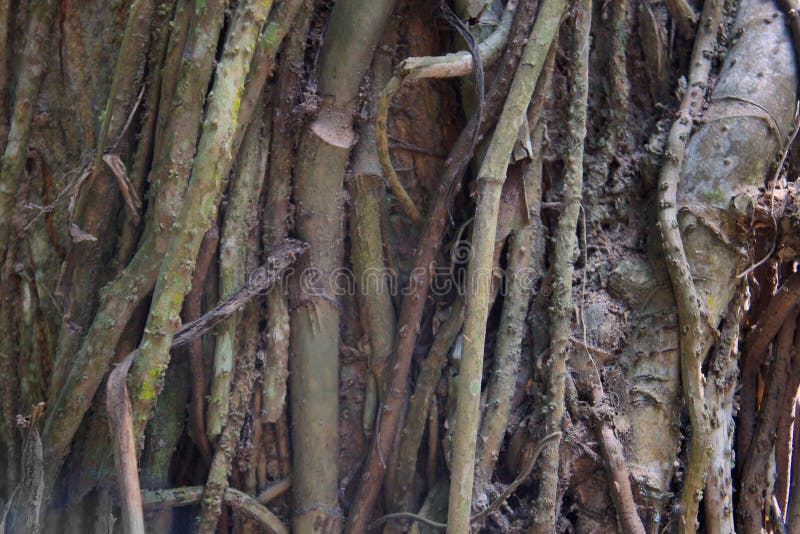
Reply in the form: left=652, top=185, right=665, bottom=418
left=69, top=223, right=98, bottom=243
left=103, top=153, right=142, bottom=225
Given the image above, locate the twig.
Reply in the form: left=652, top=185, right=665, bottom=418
left=111, top=83, right=146, bottom=151
left=375, top=75, right=424, bottom=224
left=172, top=240, right=308, bottom=349
left=400, top=2, right=515, bottom=81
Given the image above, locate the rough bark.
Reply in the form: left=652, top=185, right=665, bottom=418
left=620, top=0, right=798, bottom=526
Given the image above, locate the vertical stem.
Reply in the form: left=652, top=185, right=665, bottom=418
left=207, top=95, right=270, bottom=440
left=0, top=0, right=10, bottom=147
left=584, top=0, right=628, bottom=218
left=739, top=311, right=798, bottom=532
left=349, top=52, right=397, bottom=435
left=107, top=352, right=145, bottom=534
left=703, top=288, right=744, bottom=534
left=0, top=0, right=56, bottom=253
left=530, top=1, right=590, bottom=530
left=786, top=398, right=800, bottom=530
left=0, top=0, right=56, bottom=494
left=655, top=1, right=723, bottom=531
left=262, top=5, right=311, bottom=424
left=473, top=40, right=555, bottom=498
left=185, top=227, right=219, bottom=466
left=288, top=0, right=397, bottom=531
left=446, top=1, right=567, bottom=531
left=386, top=299, right=464, bottom=520
left=198, top=309, right=261, bottom=533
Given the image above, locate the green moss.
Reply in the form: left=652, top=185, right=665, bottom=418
left=260, top=22, right=280, bottom=49
left=703, top=187, right=727, bottom=205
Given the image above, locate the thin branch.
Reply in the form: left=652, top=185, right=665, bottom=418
left=262, top=4, right=310, bottom=425
left=655, top=0, right=724, bottom=530
left=385, top=299, right=464, bottom=515
left=172, top=240, right=308, bottom=349
left=207, top=89, right=270, bottom=441
left=530, top=1, right=588, bottom=529
left=474, top=41, right=556, bottom=497
left=257, top=478, right=292, bottom=505
left=197, top=314, right=262, bottom=533
left=141, top=486, right=288, bottom=534
left=184, top=227, right=219, bottom=466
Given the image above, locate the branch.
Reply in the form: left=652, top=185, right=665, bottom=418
left=373, top=1, right=515, bottom=225
left=42, top=0, right=229, bottom=486
left=141, top=486, right=288, bottom=534
left=655, top=0, right=724, bottom=531
left=172, top=239, right=308, bottom=349
left=474, top=37, right=556, bottom=500
left=529, top=1, right=587, bottom=530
